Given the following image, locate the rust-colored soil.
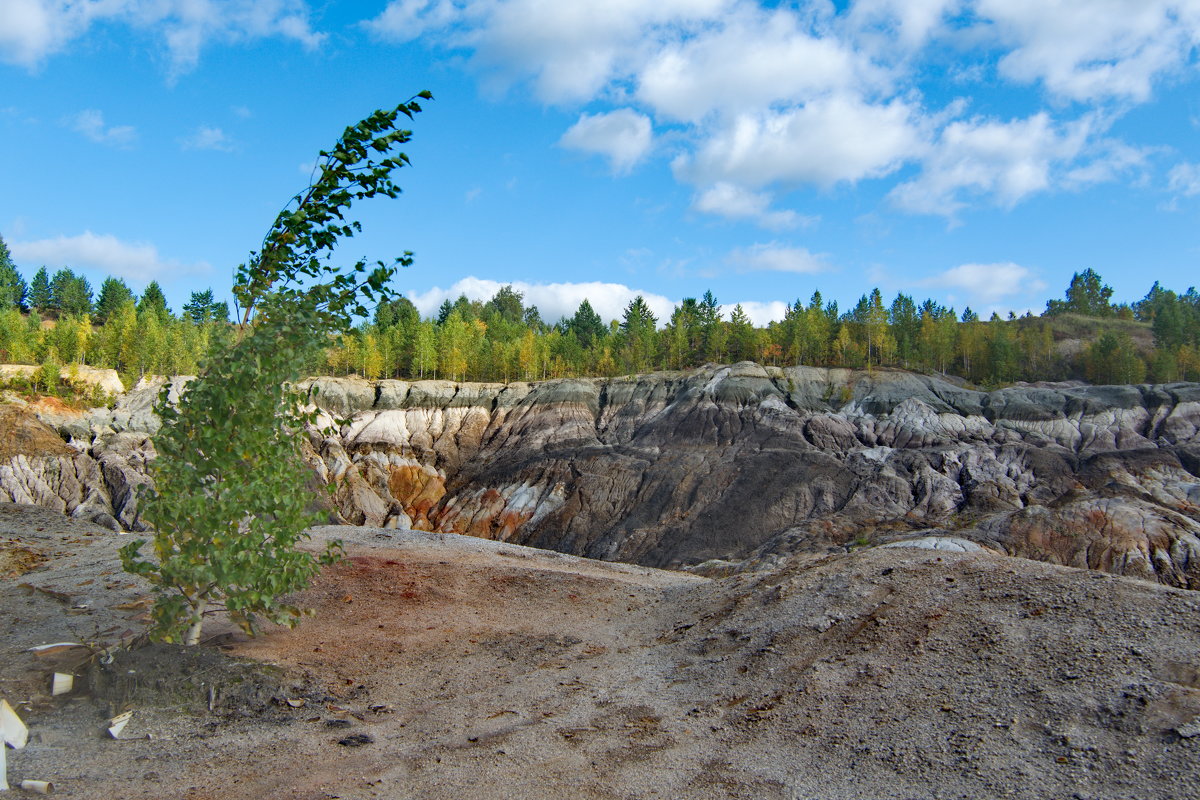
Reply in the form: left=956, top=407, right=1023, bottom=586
left=0, top=540, right=46, bottom=577
left=0, top=405, right=74, bottom=460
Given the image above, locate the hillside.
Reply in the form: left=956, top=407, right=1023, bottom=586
left=4, top=362, right=1200, bottom=588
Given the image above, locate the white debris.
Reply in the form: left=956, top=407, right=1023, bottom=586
left=0, top=700, right=27, bottom=750
left=51, top=673, right=74, bottom=696
left=107, top=711, right=132, bottom=739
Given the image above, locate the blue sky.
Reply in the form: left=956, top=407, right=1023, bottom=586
left=2, top=0, right=1199, bottom=326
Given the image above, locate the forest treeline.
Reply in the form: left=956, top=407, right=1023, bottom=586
left=1, top=233, right=1198, bottom=390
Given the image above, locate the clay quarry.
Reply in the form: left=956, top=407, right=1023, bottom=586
left=4, top=362, right=1200, bottom=798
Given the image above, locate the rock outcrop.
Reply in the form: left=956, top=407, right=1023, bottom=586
left=6, top=364, right=1200, bottom=587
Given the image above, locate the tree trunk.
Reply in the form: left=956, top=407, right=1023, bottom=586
left=185, top=618, right=203, bottom=646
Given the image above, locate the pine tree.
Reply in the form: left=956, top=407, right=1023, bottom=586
left=0, top=235, right=28, bottom=310
left=619, top=296, right=657, bottom=373
left=28, top=267, right=51, bottom=312
left=138, top=280, right=170, bottom=320
left=569, top=299, right=606, bottom=349
left=95, top=277, right=136, bottom=324
left=182, top=289, right=219, bottom=324
left=48, top=269, right=93, bottom=316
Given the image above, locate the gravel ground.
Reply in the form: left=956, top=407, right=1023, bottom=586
left=3, top=502, right=1200, bottom=799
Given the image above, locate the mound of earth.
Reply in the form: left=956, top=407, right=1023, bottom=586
left=3, top=505, right=1199, bottom=799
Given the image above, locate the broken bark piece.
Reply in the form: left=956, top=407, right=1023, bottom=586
left=27, top=643, right=86, bottom=658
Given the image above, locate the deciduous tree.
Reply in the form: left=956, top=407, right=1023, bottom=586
left=121, top=94, right=431, bottom=645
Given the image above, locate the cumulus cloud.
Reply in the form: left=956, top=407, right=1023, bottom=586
left=1063, top=140, right=1151, bottom=187
left=0, top=0, right=324, bottom=75
left=921, top=262, right=1047, bottom=305
left=889, top=112, right=1093, bottom=216
left=635, top=5, right=879, bottom=123
left=847, top=0, right=963, bottom=51
left=404, top=276, right=794, bottom=327
left=559, top=109, right=653, bottom=174
left=363, top=0, right=464, bottom=43
left=358, top=1, right=1200, bottom=223
left=1168, top=162, right=1200, bottom=197
left=727, top=244, right=830, bottom=275
left=69, top=109, right=137, bottom=148
left=676, top=95, right=925, bottom=189
left=405, top=277, right=678, bottom=325
left=693, top=183, right=814, bottom=230
left=181, top=125, right=234, bottom=152
left=9, top=231, right=210, bottom=283
left=722, top=300, right=789, bottom=326
left=976, top=0, right=1200, bottom=103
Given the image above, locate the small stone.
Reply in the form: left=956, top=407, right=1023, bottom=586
left=338, top=733, right=373, bottom=747
left=1176, top=719, right=1200, bottom=738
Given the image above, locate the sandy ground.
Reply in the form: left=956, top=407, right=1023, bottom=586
left=4, top=503, right=1200, bottom=799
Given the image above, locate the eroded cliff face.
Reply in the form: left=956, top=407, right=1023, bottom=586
left=5, top=363, right=1200, bottom=587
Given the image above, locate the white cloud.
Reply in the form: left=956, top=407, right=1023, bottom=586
left=635, top=5, right=880, bottom=123
left=9, top=231, right=210, bottom=283
left=182, top=125, right=234, bottom=152
left=404, top=276, right=805, bottom=329
left=360, top=0, right=1197, bottom=221
left=889, top=112, right=1093, bottom=216
left=722, top=300, right=789, bottom=326
left=559, top=109, right=653, bottom=174
left=727, top=244, right=830, bottom=275
left=404, top=276, right=795, bottom=327
left=847, top=0, right=963, bottom=51
left=693, top=183, right=813, bottom=230
left=69, top=109, right=137, bottom=148
left=369, top=0, right=731, bottom=102
left=1063, top=140, right=1151, bottom=187
left=676, top=95, right=925, bottom=188
left=0, top=0, right=86, bottom=67
left=922, top=262, right=1047, bottom=305
left=406, top=277, right=678, bottom=325
left=364, top=0, right=464, bottom=43
left=976, top=0, right=1200, bottom=103
left=0, top=0, right=324, bottom=75
left=1168, top=162, right=1200, bottom=197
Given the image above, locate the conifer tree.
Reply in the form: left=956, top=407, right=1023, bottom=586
left=0, top=235, right=27, bottom=310
left=569, top=299, right=606, bottom=349
left=28, top=267, right=51, bottom=312
left=138, top=280, right=170, bottom=320
left=95, top=277, right=136, bottom=324
left=49, top=268, right=93, bottom=315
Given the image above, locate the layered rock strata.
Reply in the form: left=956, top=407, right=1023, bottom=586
left=5, top=364, right=1200, bottom=587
